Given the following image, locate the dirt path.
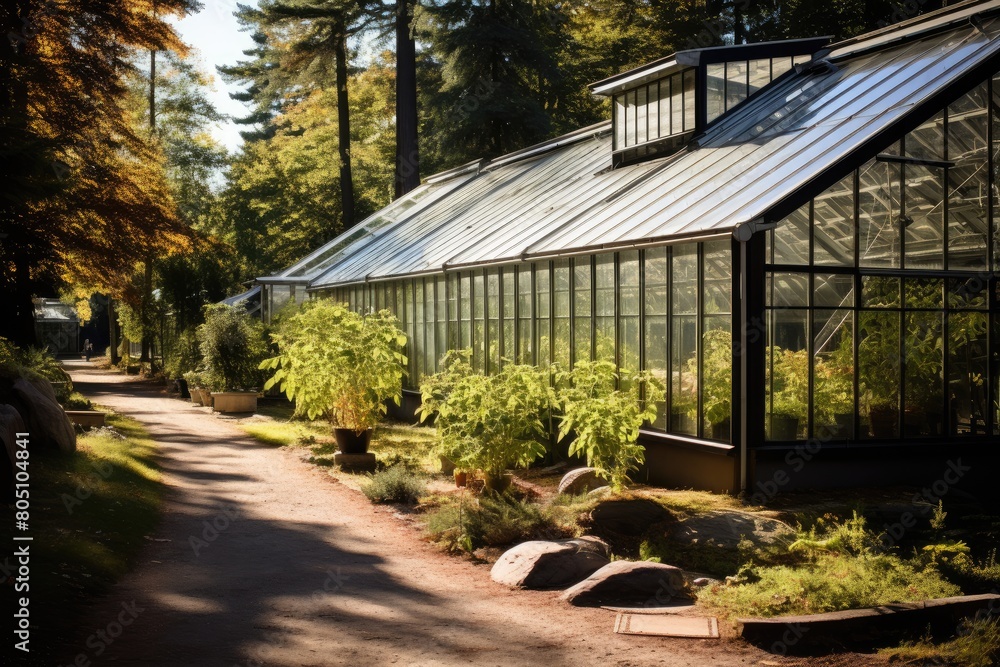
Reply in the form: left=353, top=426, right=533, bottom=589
left=60, top=361, right=816, bottom=667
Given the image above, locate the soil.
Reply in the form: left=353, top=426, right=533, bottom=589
left=57, top=360, right=888, bottom=667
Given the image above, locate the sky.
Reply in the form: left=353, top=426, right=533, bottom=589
left=168, top=1, right=260, bottom=153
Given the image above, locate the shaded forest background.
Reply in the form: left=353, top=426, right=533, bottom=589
left=0, top=0, right=946, bottom=353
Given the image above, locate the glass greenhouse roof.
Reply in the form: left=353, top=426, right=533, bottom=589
left=269, top=1, right=1000, bottom=291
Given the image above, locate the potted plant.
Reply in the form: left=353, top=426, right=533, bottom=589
left=859, top=312, right=900, bottom=438
left=767, top=347, right=808, bottom=440
left=199, top=304, right=267, bottom=414
left=419, top=357, right=552, bottom=492
left=165, top=328, right=201, bottom=399
left=184, top=370, right=206, bottom=406
left=261, top=300, right=407, bottom=454
left=555, top=360, right=663, bottom=492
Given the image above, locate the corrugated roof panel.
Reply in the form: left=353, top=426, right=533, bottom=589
left=526, top=16, right=1000, bottom=256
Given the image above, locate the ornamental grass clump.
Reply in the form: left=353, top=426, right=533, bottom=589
left=556, top=360, right=664, bottom=492
left=261, top=300, right=407, bottom=432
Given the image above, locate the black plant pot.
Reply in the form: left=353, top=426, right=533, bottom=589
left=869, top=407, right=898, bottom=439
left=769, top=414, right=799, bottom=441
left=334, top=428, right=373, bottom=454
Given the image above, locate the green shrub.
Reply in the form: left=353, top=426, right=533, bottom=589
left=262, top=300, right=406, bottom=430
left=789, top=511, right=887, bottom=557
left=163, top=327, right=202, bottom=379
left=556, top=360, right=663, bottom=491
left=939, top=549, right=1000, bottom=594
left=881, top=617, right=1000, bottom=667
left=425, top=493, right=565, bottom=553
left=699, top=553, right=960, bottom=618
left=63, top=391, right=93, bottom=410
left=0, top=337, right=74, bottom=401
left=419, top=356, right=553, bottom=485
left=362, top=465, right=426, bottom=504
left=199, top=304, right=267, bottom=392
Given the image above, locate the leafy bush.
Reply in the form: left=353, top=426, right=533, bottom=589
left=556, top=360, right=663, bottom=491
left=700, top=513, right=960, bottom=617
left=699, top=553, right=960, bottom=617
left=198, top=304, right=267, bottom=392
left=0, top=337, right=74, bottom=402
left=262, top=300, right=407, bottom=430
left=163, top=327, right=202, bottom=379
left=419, top=356, right=553, bottom=485
left=425, top=492, right=565, bottom=553
left=362, top=465, right=426, bottom=504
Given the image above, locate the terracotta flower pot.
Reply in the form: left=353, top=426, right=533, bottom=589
left=454, top=470, right=468, bottom=487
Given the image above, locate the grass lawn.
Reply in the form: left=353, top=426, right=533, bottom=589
left=2, top=410, right=163, bottom=663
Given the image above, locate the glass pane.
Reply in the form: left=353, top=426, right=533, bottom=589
left=594, top=254, right=616, bottom=363
left=859, top=158, right=901, bottom=268
left=903, top=164, right=944, bottom=270
left=771, top=56, right=792, bottom=79
left=948, top=277, right=989, bottom=310
left=535, top=262, right=551, bottom=367
left=905, top=110, right=944, bottom=162
left=768, top=272, right=809, bottom=308
left=813, top=310, right=854, bottom=440
left=671, top=244, right=698, bottom=435
left=573, top=259, right=592, bottom=366
left=725, top=60, right=748, bottom=111
left=702, top=241, right=731, bottom=441
left=448, top=274, right=459, bottom=349
left=707, top=63, right=725, bottom=122
left=948, top=83, right=989, bottom=270
left=624, top=89, right=635, bottom=147
left=814, top=273, right=854, bottom=308
left=644, top=247, right=668, bottom=430
left=472, top=272, right=485, bottom=372
left=683, top=69, right=696, bottom=131
left=949, top=312, right=990, bottom=436
left=813, top=173, right=855, bottom=266
left=773, top=204, right=809, bottom=265
left=859, top=311, right=900, bottom=439
left=767, top=308, right=808, bottom=441
left=654, top=80, right=667, bottom=139
left=636, top=85, right=648, bottom=145
left=553, top=260, right=570, bottom=369
left=614, top=94, right=626, bottom=151
left=619, top=251, right=640, bottom=383
left=502, top=269, right=515, bottom=366
left=904, top=311, right=943, bottom=437
left=436, top=277, right=447, bottom=370
left=749, top=58, right=771, bottom=94
left=670, top=73, right=682, bottom=136
left=414, top=280, right=425, bottom=381
left=517, top=266, right=533, bottom=364
left=460, top=273, right=471, bottom=352
left=862, top=276, right=900, bottom=308
left=904, top=277, right=943, bottom=309
left=487, top=270, right=500, bottom=373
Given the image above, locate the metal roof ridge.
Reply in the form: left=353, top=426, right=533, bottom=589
left=480, top=122, right=611, bottom=171
left=824, top=0, right=1000, bottom=61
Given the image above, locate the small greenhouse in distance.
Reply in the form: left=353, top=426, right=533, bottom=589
left=258, top=1, right=1000, bottom=494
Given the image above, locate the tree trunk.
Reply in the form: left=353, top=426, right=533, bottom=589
left=394, top=0, right=420, bottom=198
left=334, top=16, right=355, bottom=229
left=108, top=297, right=120, bottom=365
left=140, top=49, right=155, bottom=364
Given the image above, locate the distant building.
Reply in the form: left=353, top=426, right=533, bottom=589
left=33, top=298, right=79, bottom=355
left=258, top=1, right=1000, bottom=493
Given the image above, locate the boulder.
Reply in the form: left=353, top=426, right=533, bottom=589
left=12, top=378, right=76, bottom=453
left=590, top=498, right=671, bottom=535
left=672, top=510, right=795, bottom=549
left=558, top=467, right=606, bottom=495
left=491, top=537, right=611, bottom=589
left=0, top=405, right=26, bottom=492
left=561, top=560, right=689, bottom=607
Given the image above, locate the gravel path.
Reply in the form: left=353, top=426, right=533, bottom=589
left=60, top=360, right=803, bottom=667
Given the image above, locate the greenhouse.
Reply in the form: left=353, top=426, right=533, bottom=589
left=258, top=0, right=1000, bottom=493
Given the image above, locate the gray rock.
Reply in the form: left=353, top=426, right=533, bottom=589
left=491, top=537, right=611, bottom=589
left=672, top=510, right=795, bottom=550
left=558, top=467, right=606, bottom=495
left=587, top=486, right=612, bottom=499
left=560, top=560, right=689, bottom=607
left=590, top=498, right=671, bottom=535
left=12, top=378, right=76, bottom=453
left=0, top=404, right=26, bottom=475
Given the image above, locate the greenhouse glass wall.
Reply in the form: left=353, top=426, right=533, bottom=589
left=258, top=1, right=1000, bottom=493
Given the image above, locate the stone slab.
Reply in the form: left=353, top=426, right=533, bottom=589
left=614, top=614, right=719, bottom=638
